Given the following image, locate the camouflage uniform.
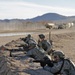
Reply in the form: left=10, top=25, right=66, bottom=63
left=38, top=34, right=52, bottom=53
left=25, top=34, right=37, bottom=46
left=21, top=34, right=37, bottom=51
left=44, top=51, right=75, bottom=75
left=27, top=43, right=47, bottom=59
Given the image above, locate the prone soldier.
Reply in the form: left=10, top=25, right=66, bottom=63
left=21, top=34, right=37, bottom=46
left=26, top=42, right=48, bottom=60
left=33, top=50, right=75, bottom=75
left=20, top=34, right=37, bottom=51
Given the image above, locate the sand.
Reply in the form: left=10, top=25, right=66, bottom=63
left=0, top=28, right=75, bottom=75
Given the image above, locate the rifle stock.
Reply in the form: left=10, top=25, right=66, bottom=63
left=33, top=59, right=46, bottom=68
left=33, top=59, right=54, bottom=67
left=33, top=60, right=44, bottom=63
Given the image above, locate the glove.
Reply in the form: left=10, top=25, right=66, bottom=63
left=40, top=62, right=46, bottom=68
left=47, top=61, right=54, bottom=67
left=43, top=56, right=54, bottom=67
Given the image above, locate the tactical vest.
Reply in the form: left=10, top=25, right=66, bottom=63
left=41, top=40, right=50, bottom=51
left=54, top=59, right=75, bottom=75
left=54, top=60, right=64, bottom=75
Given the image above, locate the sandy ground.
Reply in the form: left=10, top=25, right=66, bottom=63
left=0, top=28, right=75, bottom=75
left=0, top=28, right=75, bottom=62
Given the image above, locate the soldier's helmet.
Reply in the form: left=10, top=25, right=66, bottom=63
left=27, top=34, right=31, bottom=38
left=52, top=50, right=65, bottom=59
left=38, top=34, right=45, bottom=39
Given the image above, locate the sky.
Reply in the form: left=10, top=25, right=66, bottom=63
left=0, top=0, right=75, bottom=19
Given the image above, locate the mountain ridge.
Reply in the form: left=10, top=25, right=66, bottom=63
left=0, top=13, right=75, bottom=22
left=26, top=13, right=67, bottom=22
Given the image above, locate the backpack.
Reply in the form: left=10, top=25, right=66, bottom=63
left=66, top=59, right=75, bottom=75
left=54, top=59, right=75, bottom=75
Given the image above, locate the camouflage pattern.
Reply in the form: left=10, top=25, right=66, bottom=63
left=38, top=40, right=52, bottom=53
left=43, top=51, right=75, bottom=75
left=52, top=51, right=65, bottom=59
left=24, top=35, right=37, bottom=46
left=44, top=59, right=75, bottom=75
left=27, top=46, right=47, bottom=60
left=27, top=37, right=37, bottom=45
left=22, top=36, right=37, bottom=51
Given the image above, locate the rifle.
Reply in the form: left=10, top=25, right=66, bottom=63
left=33, top=59, right=46, bottom=68
left=20, top=37, right=28, bottom=43
left=16, top=44, right=28, bottom=47
left=33, top=57, right=54, bottom=68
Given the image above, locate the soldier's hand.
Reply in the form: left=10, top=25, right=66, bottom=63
left=38, top=39, right=40, bottom=43
left=43, top=56, right=54, bottom=67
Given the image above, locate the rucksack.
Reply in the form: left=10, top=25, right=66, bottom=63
left=66, top=59, right=75, bottom=75
left=54, top=59, right=75, bottom=75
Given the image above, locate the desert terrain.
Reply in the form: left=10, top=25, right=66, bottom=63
left=0, top=28, right=75, bottom=75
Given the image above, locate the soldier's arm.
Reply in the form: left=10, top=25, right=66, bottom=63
left=50, top=61, right=63, bottom=73
left=45, top=41, right=52, bottom=52
left=33, top=60, right=46, bottom=68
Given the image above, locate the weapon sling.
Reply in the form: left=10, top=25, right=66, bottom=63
left=54, top=60, right=64, bottom=75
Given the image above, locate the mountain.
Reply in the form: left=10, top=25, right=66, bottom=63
left=1, top=13, right=75, bottom=23
left=0, top=13, right=75, bottom=32
left=26, top=13, right=67, bottom=22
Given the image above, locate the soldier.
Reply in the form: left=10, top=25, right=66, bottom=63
left=38, top=34, right=52, bottom=54
left=20, top=34, right=37, bottom=51
left=25, top=34, right=37, bottom=45
left=43, top=50, right=75, bottom=75
left=27, top=43, right=48, bottom=60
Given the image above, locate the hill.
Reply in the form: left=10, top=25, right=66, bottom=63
left=0, top=13, right=75, bottom=32
left=1, top=13, right=75, bottom=22
left=26, top=13, right=67, bottom=22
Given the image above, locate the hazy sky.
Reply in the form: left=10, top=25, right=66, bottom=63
left=0, top=0, right=75, bottom=19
